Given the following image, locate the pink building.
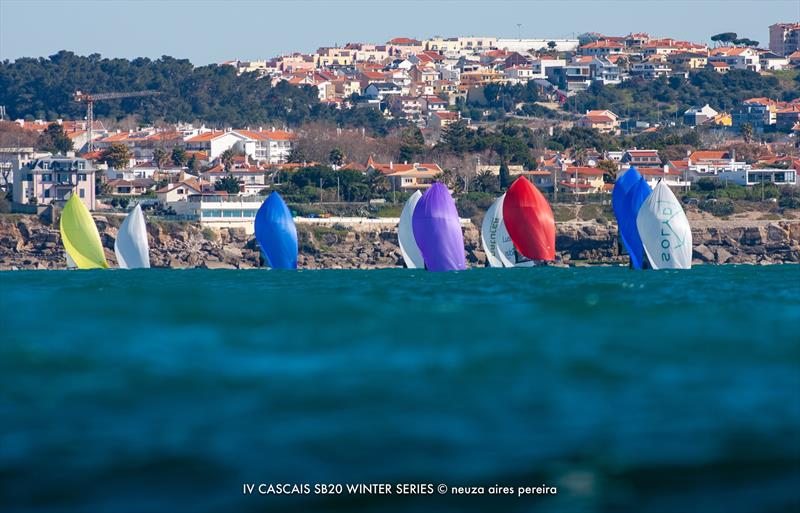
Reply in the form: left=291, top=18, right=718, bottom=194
left=13, top=155, right=97, bottom=210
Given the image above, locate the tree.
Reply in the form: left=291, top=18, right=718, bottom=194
left=287, top=145, right=308, bottom=164
left=153, top=147, right=169, bottom=169
left=597, top=159, right=619, bottom=183
left=398, top=126, right=426, bottom=163
left=440, top=120, right=471, bottom=154
left=99, top=143, right=132, bottom=169
left=475, top=168, right=500, bottom=193
left=499, top=160, right=512, bottom=189
left=39, top=123, right=73, bottom=154
left=171, top=147, right=188, bottom=167
left=740, top=122, right=754, bottom=143
left=365, top=169, right=390, bottom=197
left=220, top=148, right=235, bottom=171
left=328, top=147, right=344, bottom=167
left=547, top=41, right=557, bottom=53
left=186, top=154, right=200, bottom=172
left=215, top=173, right=242, bottom=194
left=711, top=32, right=737, bottom=46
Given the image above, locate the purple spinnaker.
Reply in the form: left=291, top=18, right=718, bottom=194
left=411, top=182, right=466, bottom=272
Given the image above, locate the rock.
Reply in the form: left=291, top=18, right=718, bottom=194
left=693, top=244, right=715, bottom=262
left=715, top=247, right=733, bottom=264
left=201, top=261, right=236, bottom=270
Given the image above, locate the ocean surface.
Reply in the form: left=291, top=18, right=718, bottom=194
left=1, top=266, right=799, bottom=513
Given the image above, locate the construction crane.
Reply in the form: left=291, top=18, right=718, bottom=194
left=74, top=90, right=160, bottom=152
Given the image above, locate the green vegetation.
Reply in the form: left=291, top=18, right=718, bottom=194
left=0, top=51, right=399, bottom=133
left=39, top=123, right=74, bottom=154
left=566, top=69, right=798, bottom=124
left=99, top=143, right=132, bottom=169
left=214, top=174, right=243, bottom=194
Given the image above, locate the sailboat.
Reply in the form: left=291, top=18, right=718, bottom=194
left=254, top=191, right=298, bottom=269
left=636, top=180, right=693, bottom=270
left=480, top=194, right=506, bottom=267
left=503, top=176, right=556, bottom=262
left=60, top=194, right=108, bottom=269
left=612, top=166, right=652, bottom=269
left=114, top=204, right=151, bottom=269
left=398, top=190, right=425, bottom=268
left=410, top=182, right=466, bottom=272
left=480, top=177, right=555, bottom=267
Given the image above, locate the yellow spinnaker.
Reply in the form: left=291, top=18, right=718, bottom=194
left=60, top=194, right=109, bottom=269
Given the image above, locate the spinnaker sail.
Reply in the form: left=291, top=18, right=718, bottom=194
left=60, top=194, right=108, bottom=270
left=636, top=181, right=692, bottom=270
left=411, top=182, right=466, bottom=272
left=114, top=204, right=151, bottom=269
left=398, top=190, right=425, bottom=268
left=480, top=194, right=505, bottom=267
left=254, top=191, right=298, bottom=269
left=612, top=166, right=652, bottom=269
left=501, top=177, right=556, bottom=261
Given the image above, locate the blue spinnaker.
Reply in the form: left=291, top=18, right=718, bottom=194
left=254, top=192, right=298, bottom=269
left=612, top=167, right=652, bottom=269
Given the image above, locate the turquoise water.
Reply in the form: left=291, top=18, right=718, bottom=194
left=1, top=266, right=799, bottom=513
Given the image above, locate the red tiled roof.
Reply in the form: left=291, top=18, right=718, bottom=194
left=565, top=166, right=604, bottom=176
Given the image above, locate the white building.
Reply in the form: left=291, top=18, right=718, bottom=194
left=718, top=168, right=797, bottom=186
left=234, top=129, right=297, bottom=164
left=496, top=39, right=579, bottom=53
left=184, top=130, right=248, bottom=160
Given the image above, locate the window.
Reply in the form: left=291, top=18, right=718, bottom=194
left=78, top=173, right=87, bottom=182
left=44, top=189, right=50, bottom=198
left=223, top=209, right=241, bottom=218
left=42, top=174, right=52, bottom=182
left=79, top=189, right=85, bottom=198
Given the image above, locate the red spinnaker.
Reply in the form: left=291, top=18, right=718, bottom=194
left=502, top=177, right=556, bottom=261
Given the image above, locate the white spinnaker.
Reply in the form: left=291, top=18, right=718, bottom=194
left=114, top=204, right=151, bottom=269
left=490, top=194, right=535, bottom=268
left=481, top=195, right=505, bottom=267
left=636, top=181, right=692, bottom=270
left=65, top=251, right=77, bottom=269
left=398, top=190, right=425, bottom=268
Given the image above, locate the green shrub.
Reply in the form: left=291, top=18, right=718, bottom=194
left=700, top=199, right=734, bottom=216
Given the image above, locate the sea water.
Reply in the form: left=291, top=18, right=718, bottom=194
left=1, top=266, right=799, bottom=513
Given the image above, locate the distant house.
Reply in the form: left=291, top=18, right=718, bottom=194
left=233, top=129, right=297, bottom=164
left=106, top=178, right=156, bottom=196
left=13, top=155, right=96, bottom=210
left=706, top=61, right=730, bottom=73
left=428, top=111, right=461, bottom=133
left=559, top=166, right=606, bottom=194
left=620, top=149, right=661, bottom=167
left=155, top=179, right=210, bottom=205
left=684, top=104, right=719, bottom=126
left=576, top=109, right=620, bottom=134
left=365, top=157, right=442, bottom=191
left=363, top=82, right=402, bottom=101
left=579, top=40, right=625, bottom=56
left=184, top=130, right=248, bottom=160
left=200, top=160, right=268, bottom=195
left=708, top=47, right=760, bottom=72
left=718, top=168, right=797, bottom=186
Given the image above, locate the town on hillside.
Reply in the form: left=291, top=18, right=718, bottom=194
left=0, top=22, right=799, bottom=231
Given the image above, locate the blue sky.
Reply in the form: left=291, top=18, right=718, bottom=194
left=1, top=0, right=797, bottom=64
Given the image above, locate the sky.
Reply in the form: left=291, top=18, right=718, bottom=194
left=1, top=0, right=798, bottom=65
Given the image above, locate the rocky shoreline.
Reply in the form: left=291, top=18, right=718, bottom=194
left=0, top=214, right=798, bottom=270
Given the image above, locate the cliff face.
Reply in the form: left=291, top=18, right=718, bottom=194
left=0, top=214, right=798, bottom=270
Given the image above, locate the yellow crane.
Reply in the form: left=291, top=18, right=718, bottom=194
left=74, top=90, right=160, bottom=152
